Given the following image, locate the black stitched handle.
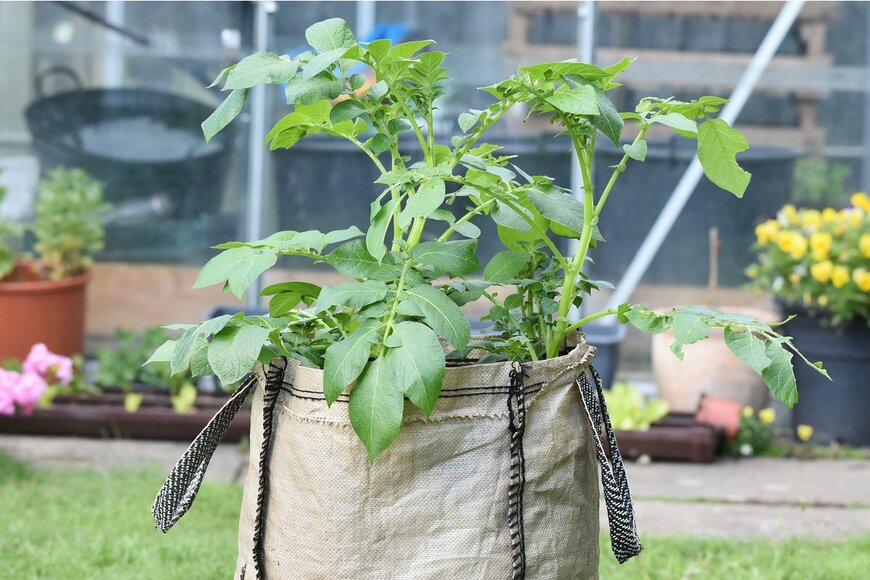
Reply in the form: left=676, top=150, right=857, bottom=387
left=152, top=375, right=257, bottom=532
left=577, top=366, right=643, bottom=564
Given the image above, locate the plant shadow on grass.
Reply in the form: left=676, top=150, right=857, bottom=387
left=2, top=453, right=869, bottom=579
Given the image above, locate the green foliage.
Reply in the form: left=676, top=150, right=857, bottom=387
left=33, top=168, right=109, bottom=280
left=604, top=382, right=669, bottom=431
left=0, top=185, right=23, bottom=279
left=793, top=157, right=851, bottom=206
left=157, top=17, right=826, bottom=460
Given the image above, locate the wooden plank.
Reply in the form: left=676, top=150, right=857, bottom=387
left=510, top=1, right=838, bottom=22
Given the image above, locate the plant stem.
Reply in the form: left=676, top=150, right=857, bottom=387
left=437, top=198, right=496, bottom=242
left=593, top=127, right=648, bottom=218
left=562, top=307, right=619, bottom=335
left=380, top=262, right=410, bottom=346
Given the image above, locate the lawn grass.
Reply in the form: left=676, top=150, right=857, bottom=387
left=2, top=452, right=868, bottom=579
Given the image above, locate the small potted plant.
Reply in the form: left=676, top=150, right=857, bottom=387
left=747, top=196, right=869, bottom=445
left=0, top=168, right=108, bottom=359
left=150, top=19, right=827, bottom=577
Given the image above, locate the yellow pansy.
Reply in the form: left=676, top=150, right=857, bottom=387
left=755, top=220, right=779, bottom=245
left=861, top=233, right=870, bottom=259
left=854, top=268, right=870, bottom=292
left=810, top=260, right=833, bottom=283
left=758, top=408, right=776, bottom=425
left=742, top=406, right=753, bottom=419
left=789, top=272, right=802, bottom=284
left=777, top=231, right=797, bottom=254
left=851, top=192, right=870, bottom=212
left=818, top=294, right=829, bottom=307
left=831, top=265, right=850, bottom=288
left=796, top=424, right=814, bottom=442
left=781, top=204, right=799, bottom=224
left=788, top=233, right=808, bottom=259
left=800, top=209, right=821, bottom=230
left=845, top=208, right=864, bottom=228
left=810, top=232, right=832, bottom=261
left=821, top=207, right=839, bottom=224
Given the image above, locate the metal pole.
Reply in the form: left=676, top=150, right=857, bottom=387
left=245, top=1, right=270, bottom=310
left=356, top=1, right=377, bottom=39
left=606, top=0, right=805, bottom=311
left=571, top=0, right=596, bottom=320
left=863, top=3, right=870, bottom=192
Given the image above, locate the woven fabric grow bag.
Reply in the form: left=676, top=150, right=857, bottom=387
left=153, top=338, right=642, bottom=579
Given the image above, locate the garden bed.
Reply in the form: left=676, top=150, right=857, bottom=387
left=613, top=413, right=725, bottom=463
left=0, top=386, right=249, bottom=441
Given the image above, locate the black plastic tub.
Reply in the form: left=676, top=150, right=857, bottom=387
left=584, top=323, right=627, bottom=389
left=26, top=88, right=235, bottom=218
left=591, top=141, right=798, bottom=287
left=781, top=303, right=870, bottom=446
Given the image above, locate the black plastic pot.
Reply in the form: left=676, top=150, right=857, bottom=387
left=781, top=302, right=870, bottom=446
left=25, top=84, right=235, bottom=218
left=590, top=141, right=797, bottom=286
left=584, top=323, right=626, bottom=389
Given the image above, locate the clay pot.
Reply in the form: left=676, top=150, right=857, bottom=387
left=0, top=261, right=90, bottom=359
left=652, top=306, right=776, bottom=413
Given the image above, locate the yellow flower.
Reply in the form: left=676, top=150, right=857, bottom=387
left=758, top=408, right=776, bottom=425
left=831, top=265, right=850, bottom=288
left=789, top=234, right=807, bottom=259
left=755, top=220, right=779, bottom=245
left=800, top=209, right=821, bottom=230
left=796, top=424, right=814, bottom=442
left=851, top=192, right=870, bottom=212
left=818, top=294, right=829, bottom=307
left=810, top=260, right=833, bottom=283
left=789, top=272, right=801, bottom=284
left=821, top=207, right=839, bottom=224
left=861, top=234, right=870, bottom=259
left=854, top=268, right=870, bottom=292
left=777, top=231, right=797, bottom=254
left=781, top=204, right=799, bottom=224
left=810, top=232, right=832, bottom=261
left=742, top=406, right=753, bottom=419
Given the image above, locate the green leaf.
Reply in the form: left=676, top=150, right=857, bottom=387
left=697, top=118, right=752, bottom=197
left=670, top=311, right=710, bottom=360
left=623, top=139, right=647, bottom=162
left=591, top=90, right=624, bottom=146
left=193, top=247, right=277, bottom=300
left=323, top=321, right=380, bottom=404
left=208, top=64, right=235, bottom=88
left=324, top=225, right=365, bottom=247
left=223, top=52, right=297, bottom=89
left=405, top=177, right=446, bottom=218
left=545, top=85, right=598, bottom=116
left=389, top=40, right=434, bottom=59
left=366, top=199, right=398, bottom=263
left=403, top=284, right=471, bottom=352
left=521, top=61, right=611, bottom=82
left=302, top=46, right=351, bottom=79
left=326, top=240, right=401, bottom=281
left=458, top=109, right=486, bottom=133
left=260, top=281, right=321, bottom=298
left=384, top=322, right=445, bottom=416
left=170, top=326, right=198, bottom=376
left=330, top=100, right=366, bottom=124
left=369, top=133, right=393, bottom=155
left=315, top=280, right=388, bottom=312
left=761, top=340, right=798, bottom=407
left=285, top=74, right=343, bottom=105
left=483, top=251, right=529, bottom=283
left=202, top=89, right=248, bottom=143
left=411, top=240, right=480, bottom=277
left=144, top=339, right=177, bottom=366
left=268, top=292, right=302, bottom=317
left=624, top=306, right=670, bottom=334
left=652, top=113, right=697, bottom=133
left=348, top=357, right=404, bottom=462
left=305, top=18, right=356, bottom=53
left=207, top=325, right=270, bottom=386
left=724, top=328, right=772, bottom=374
left=190, top=339, right=212, bottom=377
left=527, top=188, right=584, bottom=234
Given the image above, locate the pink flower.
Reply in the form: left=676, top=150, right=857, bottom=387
left=0, top=370, right=16, bottom=416
left=22, top=343, right=74, bottom=386
left=9, top=372, right=47, bottom=415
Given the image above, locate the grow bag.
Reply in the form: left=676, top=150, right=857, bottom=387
left=153, top=337, right=642, bottom=578
left=25, top=81, right=234, bottom=219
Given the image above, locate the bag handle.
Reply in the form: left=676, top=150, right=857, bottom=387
left=577, top=365, right=643, bottom=563
left=152, top=374, right=257, bottom=532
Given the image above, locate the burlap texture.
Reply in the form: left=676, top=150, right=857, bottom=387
left=235, top=341, right=600, bottom=579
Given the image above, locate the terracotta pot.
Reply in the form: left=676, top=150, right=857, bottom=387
left=652, top=306, right=776, bottom=413
left=0, top=261, right=90, bottom=359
